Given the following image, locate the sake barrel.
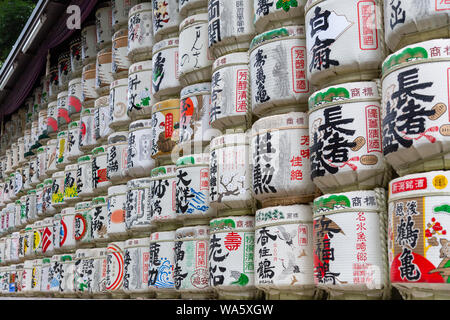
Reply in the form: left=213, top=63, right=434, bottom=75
left=7, top=264, right=18, bottom=294
left=67, top=77, right=83, bottom=120
left=17, top=137, right=26, bottom=166
left=37, top=110, right=49, bottom=142
left=3, top=234, right=12, bottom=264
left=70, top=33, right=83, bottom=77
left=66, top=121, right=83, bottom=162
left=384, top=0, right=450, bottom=52
left=96, top=2, right=113, bottom=49
left=151, top=99, right=180, bottom=164
left=49, top=65, right=60, bottom=100
left=51, top=171, right=65, bottom=209
left=81, top=23, right=97, bottom=66
left=174, top=225, right=214, bottom=298
left=109, top=78, right=131, bottom=130
left=249, top=25, right=311, bottom=117
left=0, top=266, right=9, bottom=294
left=128, top=3, right=154, bottom=63
left=52, top=214, right=61, bottom=253
left=58, top=51, right=71, bottom=91
left=29, top=120, right=41, bottom=153
left=127, top=60, right=155, bottom=120
left=209, top=215, right=259, bottom=299
left=313, top=189, right=389, bottom=300
left=209, top=133, right=254, bottom=214
left=112, top=0, right=139, bottom=31
left=126, top=177, right=152, bottom=236
left=40, top=75, right=50, bottom=109
left=96, top=46, right=114, bottom=96
left=74, top=201, right=94, bottom=248
left=76, top=155, right=94, bottom=199
left=23, top=130, right=33, bottom=159
left=251, top=112, right=316, bottom=207
left=127, top=119, right=155, bottom=178
left=388, top=171, right=450, bottom=300
left=21, top=260, right=33, bottom=296
left=49, top=254, right=64, bottom=295
left=95, top=95, right=113, bottom=143
left=73, top=249, right=94, bottom=297
left=27, top=190, right=37, bottom=223
left=91, top=196, right=109, bottom=244
left=4, top=149, right=13, bottom=175
left=92, top=146, right=111, bottom=194
left=31, top=220, right=43, bottom=258
left=42, top=178, right=56, bottom=217
left=0, top=238, right=4, bottom=264
left=40, top=217, right=54, bottom=257
left=176, top=153, right=216, bottom=224
left=82, top=63, right=99, bottom=108
left=60, top=254, right=77, bottom=297
left=153, top=0, right=182, bottom=42
left=24, top=225, right=34, bottom=259
left=308, top=81, right=389, bottom=193
left=305, top=0, right=385, bottom=88
left=11, top=143, right=18, bottom=171
left=15, top=263, right=24, bottom=295
left=59, top=207, right=76, bottom=252
left=123, top=237, right=153, bottom=297
left=152, top=38, right=181, bottom=100
left=179, top=82, right=215, bottom=155
left=63, top=164, right=78, bottom=204
left=9, top=231, right=20, bottom=263
left=112, top=28, right=131, bottom=79
left=56, top=91, right=70, bottom=131
left=79, top=107, right=97, bottom=151
left=381, top=39, right=450, bottom=177
left=45, top=139, right=58, bottom=176
left=46, top=101, right=58, bottom=138
left=106, top=241, right=128, bottom=297
left=107, top=131, right=129, bottom=183
left=254, top=204, right=315, bottom=299
left=107, top=185, right=128, bottom=240
left=35, top=184, right=44, bottom=219
left=178, top=13, right=214, bottom=85
left=29, top=156, right=40, bottom=187
left=150, top=165, right=178, bottom=228
left=90, top=247, right=110, bottom=298
left=36, top=147, right=48, bottom=181
left=55, top=131, right=69, bottom=170
left=148, top=231, right=179, bottom=298
left=207, top=0, right=255, bottom=58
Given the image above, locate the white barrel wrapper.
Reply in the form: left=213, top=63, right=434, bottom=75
left=107, top=131, right=129, bottom=182
left=150, top=165, right=178, bottom=226
left=109, top=78, right=131, bottom=131
left=127, top=119, right=155, bottom=178
left=128, top=3, right=154, bottom=62
left=152, top=38, right=181, bottom=100
left=127, top=60, right=155, bottom=120
left=106, top=241, right=127, bottom=297
left=153, top=0, right=182, bottom=41
left=107, top=185, right=128, bottom=240
left=123, top=237, right=152, bottom=296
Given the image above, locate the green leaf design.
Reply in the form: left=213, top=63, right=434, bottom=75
left=231, top=273, right=249, bottom=286
left=276, top=0, right=298, bottom=12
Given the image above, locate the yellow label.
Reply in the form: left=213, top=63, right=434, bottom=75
left=432, top=175, right=448, bottom=189
left=33, top=231, right=41, bottom=251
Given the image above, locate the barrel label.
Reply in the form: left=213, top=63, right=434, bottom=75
left=436, top=0, right=450, bottom=11
left=357, top=1, right=378, bottom=50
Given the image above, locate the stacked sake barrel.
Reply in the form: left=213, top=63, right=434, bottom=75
left=381, top=2, right=450, bottom=300
left=304, top=0, right=391, bottom=300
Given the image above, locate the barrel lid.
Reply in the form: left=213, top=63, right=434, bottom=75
left=152, top=37, right=179, bottom=54
left=92, top=146, right=106, bottom=155
left=152, top=99, right=180, bottom=112
left=252, top=111, right=308, bottom=133
left=61, top=206, right=75, bottom=215
left=180, top=82, right=211, bottom=99
left=77, top=155, right=92, bottom=163
left=95, top=95, right=109, bottom=108
left=108, top=184, right=127, bottom=195
left=110, top=77, right=128, bottom=88
left=65, top=163, right=78, bottom=171
left=249, top=25, right=306, bottom=52
left=75, top=201, right=91, bottom=211
left=175, top=225, right=209, bottom=240
left=210, top=132, right=250, bottom=151
left=68, top=77, right=82, bottom=85
left=108, top=131, right=128, bottom=144
left=212, top=52, right=249, bottom=73
left=129, top=60, right=153, bottom=74
left=313, top=190, right=381, bottom=218
left=52, top=171, right=65, bottom=178
left=113, top=28, right=127, bottom=39
left=125, top=237, right=150, bottom=248
left=180, top=13, right=208, bottom=32
left=150, top=165, right=177, bottom=179
left=57, top=91, right=68, bottom=98
left=210, top=216, right=255, bottom=233
left=127, top=177, right=152, bottom=188
left=129, top=119, right=152, bottom=131
left=92, top=196, right=107, bottom=206
left=308, top=81, right=380, bottom=111
left=176, top=153, right=209, bottom=167
left=149, top=231, right=175, bottom=242
left=75, top=248, right=94, bottom=259
left=129, top=2, right=152, bottom=17
left=69, top=121, right=80, bottom=129
left=382, top=39, right=450, bottom=76
left=389, top=171, right=450, bottom=201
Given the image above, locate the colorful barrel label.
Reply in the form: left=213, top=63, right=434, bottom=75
left=107, top=139, right=128, bottom=180
left=128, top=4, right=153, bottom=55
left=93, top=152, right=110, bottom=189
left=127, top=64, right=154, bottom=115
left=51, top=175, right=65, bottom=205
left=127, top=124, right=154, bottom=174
left=209, top=217, right=255, bottom=288
left=313, top=190, right=385, bottom=287
left=67, top=122, right=81, bottom=159
left=75, top=256, right=94, bottom=293
left=389, top=172, right=450, bottom=285
left=151, top=166, right=177, bottom=223
left=74, top=212, right=92, bottom=243
left=151, top=101, right=180, bottom=159
left=80, top=111, right=96, bottom=148
left=152, top=39, right=180, bottom=96
left=106, top=243, right=125, bottom=291
left=123, top=241, right=150, bottom=292
left=126, top=180, right=152, bottom=229
left=148, top=235, right=175, bottom=289
left=153, top=0, right=181, bottom=37
left=68, top=80, right=83, bottom=116
left=107, top=191, right=127, bottom=235
left=92, top=204, right=108, bottom=240
left=64, top=169, right=78, bottom=200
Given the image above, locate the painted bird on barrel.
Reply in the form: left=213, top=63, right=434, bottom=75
left=276, top=226, right=297, bottom=247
